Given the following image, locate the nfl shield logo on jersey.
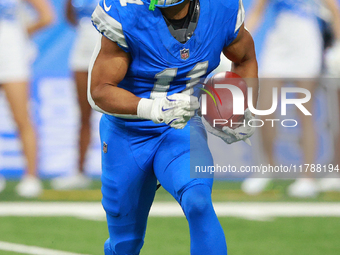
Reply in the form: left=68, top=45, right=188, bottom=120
left=180, top=48, right=190, bottom=60
left=103, top=142, right=108, bottom=153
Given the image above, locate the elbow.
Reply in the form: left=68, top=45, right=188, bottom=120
left=89, top=85, right=100, bottom=107
left=88, top=84, right=107, bottom=113
left=90, top=85, right=102, bottom=106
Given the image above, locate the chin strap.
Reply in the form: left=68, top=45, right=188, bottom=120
left=149, top=0, right=158, bottom=10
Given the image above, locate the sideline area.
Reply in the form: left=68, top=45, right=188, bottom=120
left=1, top=202, right=340, bottom=221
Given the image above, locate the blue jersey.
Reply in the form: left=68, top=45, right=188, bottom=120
left=72, top=0, right=98, bottom=20
left=272, top=0, right=319, bottom=18
left=0, top=0, right=19, bottom=21
left=91, top=0, right=244, bottom=127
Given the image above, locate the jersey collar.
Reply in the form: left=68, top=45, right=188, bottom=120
left=155, top=0, right=210, bottom=62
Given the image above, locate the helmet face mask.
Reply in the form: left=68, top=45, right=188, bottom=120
left=142, top=0, right=186, bottom=8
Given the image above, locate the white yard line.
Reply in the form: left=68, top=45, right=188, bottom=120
left=150, top=202, right=340, bottom=220
left=0, top=241, right=89, bottom=255
left=0, top=202, right=340, bottom=221
left=0, top=202, right=105, bottom=219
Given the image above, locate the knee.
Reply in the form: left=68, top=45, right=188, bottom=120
left=183, top=196, right=212, bottom=219
left=104, top=239, right=114, bottom=255
left=115, top=239, right=143, bottom=255
left=106, top=237, right=143, bottom=255
left=181, top=185, right=213, bottom=219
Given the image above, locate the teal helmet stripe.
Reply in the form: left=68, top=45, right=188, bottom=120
left=149, top=0, right=158, bottom=10
left=143, top=0, right=186, bottom=10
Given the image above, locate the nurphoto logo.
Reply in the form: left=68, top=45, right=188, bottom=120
left=200, top=84, right=312, bottom=128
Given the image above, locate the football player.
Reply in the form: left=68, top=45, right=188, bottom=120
left=0, top=0, right=54, bottom=197
left=51, top=0, right=99, bottom=190
left=89, top=0, right=258, bottom=254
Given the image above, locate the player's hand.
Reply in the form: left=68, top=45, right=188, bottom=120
left=153, top=94, right=199, bottom=129
left=325, top=41, right=340, bottom=77
left=138, top=93, right=199, bottom=129
left=202, top=109, right=255, bottom=145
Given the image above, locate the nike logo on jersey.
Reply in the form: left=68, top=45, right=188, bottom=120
left=103, top=0, right=112, bottom=12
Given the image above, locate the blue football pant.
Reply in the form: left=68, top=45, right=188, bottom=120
left=100, top=115, right=227, bottom=255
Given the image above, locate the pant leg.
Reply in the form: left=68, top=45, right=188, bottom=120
left=153, top=116, right=214, bottom=203
left=153, top=116, right=228, bottom=255
left=100, top=115, right=158, bottom=255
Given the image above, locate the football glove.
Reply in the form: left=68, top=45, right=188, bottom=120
left=137, top=93, right=199, bottom=129
left=202, top=109, right=255, bottom=145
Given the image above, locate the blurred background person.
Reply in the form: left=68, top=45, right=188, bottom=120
left=241, top=0, right=340, bottom=198
left=0, top=0, right=54, bottom=197
left=319, top=0, right=340, bottom=192
left=50, top=0, right=99, bottom=190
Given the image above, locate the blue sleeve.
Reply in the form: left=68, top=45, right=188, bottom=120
left=224, top=0, right=245, bottom=47
left=91, top=0, right=130, bottom=52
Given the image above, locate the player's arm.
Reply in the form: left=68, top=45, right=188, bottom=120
left=223, top=24, right=259, bottom=108
left=204, top=25, right=258, bottom=145
left=90, top=36, right=198, bottom=129
left=90, top=36, right=139, bottom=115
left=24, top=0, right=55, bottom=35
left=66, top=0, right=77, bottom=26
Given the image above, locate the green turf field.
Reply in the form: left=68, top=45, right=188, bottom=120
left=0, top=216, right=339, bottom=255
left=1, top=180, right=340, bottom=254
